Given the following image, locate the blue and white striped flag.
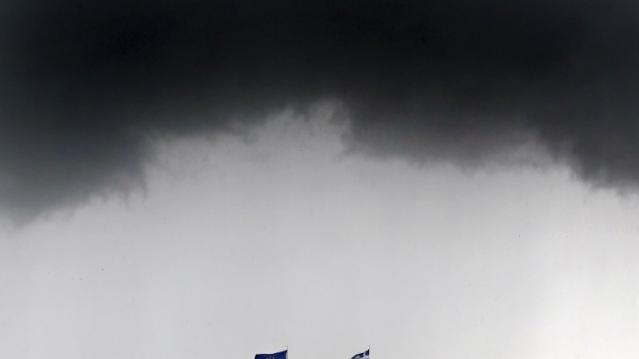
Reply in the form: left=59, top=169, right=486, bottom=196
left=351, top=349, right=370, bottom=359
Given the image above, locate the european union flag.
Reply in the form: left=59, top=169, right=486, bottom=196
left=255, top=349, right=287, bottom=359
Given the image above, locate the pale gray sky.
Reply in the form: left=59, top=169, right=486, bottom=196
left=1, top=107, right=638, bottom=359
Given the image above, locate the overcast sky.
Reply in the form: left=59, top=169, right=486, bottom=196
left=2, top=1, right=639, bottom=358
left=2, top=107, right=639, bottom=359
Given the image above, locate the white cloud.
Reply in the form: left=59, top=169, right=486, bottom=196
left=1, top=108, right=638, bottom=359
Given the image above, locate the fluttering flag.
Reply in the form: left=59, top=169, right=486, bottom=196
left=351, top=349, right=370, bottom=359
left=255, top=349, right=287, bottom=359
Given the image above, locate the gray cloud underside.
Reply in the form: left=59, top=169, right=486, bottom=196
left=1, top=0, right=638, bottom=218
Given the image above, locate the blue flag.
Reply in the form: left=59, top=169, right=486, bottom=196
left=255, top=350, right=287, bottom=359
left=351, top=349, right=370, bottom=359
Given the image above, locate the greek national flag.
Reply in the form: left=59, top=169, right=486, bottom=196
left=255, top=350, right=287, bottom=359
left=351, top=349, right=370, bottom=359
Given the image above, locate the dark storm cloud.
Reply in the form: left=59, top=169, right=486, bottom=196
left=1, top=0, right=638, bottom=218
